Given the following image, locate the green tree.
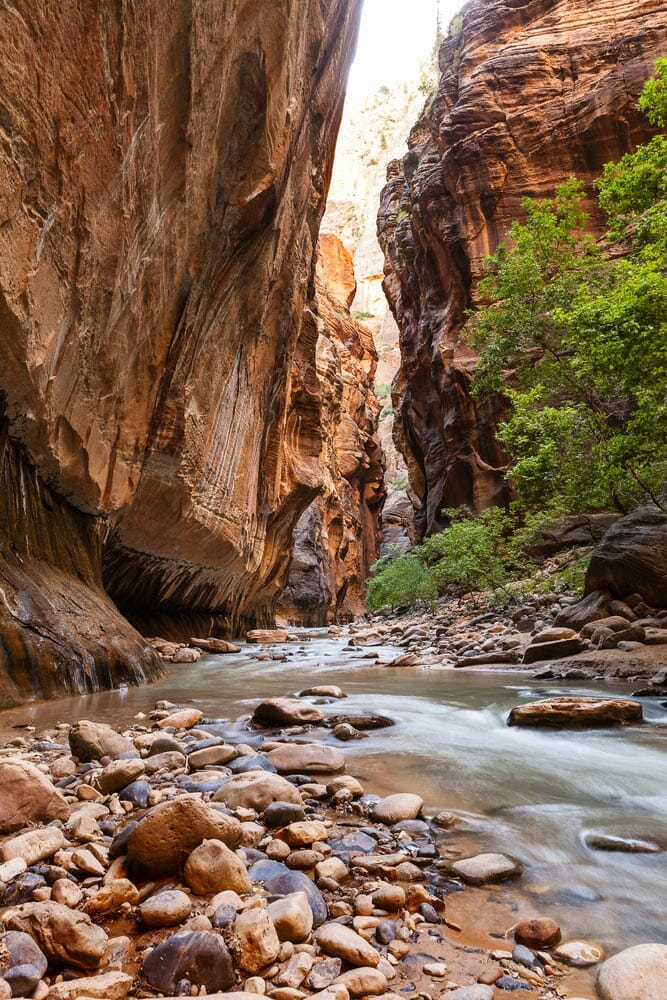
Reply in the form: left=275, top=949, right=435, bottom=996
left=469, top=62, right=667, bottom=515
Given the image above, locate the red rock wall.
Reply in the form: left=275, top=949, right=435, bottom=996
left=0, top=1, right=362, bottom=698
left=378, top=0, right=667, bottom=539
left=278, top=236, right=385, bottom=625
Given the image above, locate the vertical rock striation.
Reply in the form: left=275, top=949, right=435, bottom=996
left=278, top=236, right=385, bottom=625
left=378, top=0, right=667, bottom=539
left=0, top=0, right=362, bottom=700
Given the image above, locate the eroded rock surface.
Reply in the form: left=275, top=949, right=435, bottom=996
left=377, top=0, right=667, bottom=537
left=0, top=0, right=362, bottom=700
left=278, top=236, right=384, bottom=625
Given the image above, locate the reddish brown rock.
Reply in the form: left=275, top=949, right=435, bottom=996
left=584, top=502, right=667, bottom=607
left=508, top=697, right=643, bottom=729
left=278, top=236, right=384, bottom=625
left=0, top=1, right=363, bottom=701
left=377, top=0, right=667, bottom=538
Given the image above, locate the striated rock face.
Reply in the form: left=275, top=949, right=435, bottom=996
left=0, top=1, right=362, bottom=699
left=378, top=0, right=667, bottom=539
left=278, top=236, right=384, bottom=625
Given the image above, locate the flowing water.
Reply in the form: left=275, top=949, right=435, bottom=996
left=2, top=634, right=666, bottom=951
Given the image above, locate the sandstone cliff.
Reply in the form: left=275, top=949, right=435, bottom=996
left=378, top=0, right=667, bottom=539
left=0, top=1, right=362, bottom=702
left=278, top=235, right=384, bottom=625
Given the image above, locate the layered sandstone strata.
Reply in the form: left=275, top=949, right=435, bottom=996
left=0, top=1, right=362, bottom=700
left=378, top=0, right=667, bottom=538
left=278, top=236, right=384, bottom=625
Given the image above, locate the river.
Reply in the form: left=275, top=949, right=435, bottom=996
left=1, top=633, right=666, bottom=953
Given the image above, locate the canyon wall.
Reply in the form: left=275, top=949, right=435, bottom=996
left=378, top=0, right=667, bottom=539
left=0, top=0, right=362, bottom=702
left=278, top=235, right=384, bottom=625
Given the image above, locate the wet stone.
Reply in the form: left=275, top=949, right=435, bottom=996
left=228, top=755, right=278, bottom=775
left=142, top=930, right=235, bottom=993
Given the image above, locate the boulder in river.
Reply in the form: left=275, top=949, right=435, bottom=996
left=450, top=853, right=523, bottom=885
left=265, top=743, right=345, bottom=774
left=508, top=696, right=643, bottom=728
left=247, top=629, right=291, bottom=643
left=252, top=698, right=325, bottom=726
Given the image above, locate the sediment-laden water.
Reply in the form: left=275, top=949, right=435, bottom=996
left=2, top=633, right=666, bottom=951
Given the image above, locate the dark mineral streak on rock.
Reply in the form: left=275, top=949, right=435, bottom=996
left=0, top=1, right=363, bottom=699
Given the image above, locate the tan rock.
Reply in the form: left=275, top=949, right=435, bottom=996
left=371, top=884, right=405, bottom=911
left=597, top=942, right=667, bottom=999
left=157, top=708, right=204, bottom=729
left=0, top=826, right=69, bottom=865
left=69, top=722, right=138, bottom=762
left=371, top=793, right=423, bottom=824
left=188, top=744, right=238, bottom=768
left=247, top=630, right=291, bottom=644
left=284, top=821, right=328, bottom=847
left=84, top=879, right=139, bottom=917
left=334, top=968, right=387, bottom=996
left=266, top=744, right=345, bottom=774
left=554, top=940, right=605, bottom=966
left=315, top=924, right=380, bottom=967
left=140, top=889, right=192, bottom=928
left=46, top=971, right=133, bottom=999
left=0, top=759, right=69, bottom=834
left=2, top=901, right=108, bottom=969
left=126, top=796, right=242, bottom=878
left=96, top=758, right=144, bottom=795
left=508, top=697, right=643, bottom=728
left=450, top=853, right=522, bottom=885
left=267, top=892, right=314, bottom=943
left=213, top=772, right=302, bottom=812
left=236, top=907, right=282, bottom=972
left=315, top=857, right=348, bottom=882
left=184, top=839, right=251, bottom=895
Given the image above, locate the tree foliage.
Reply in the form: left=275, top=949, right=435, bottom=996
left=470, top=61, right=667, bottom=516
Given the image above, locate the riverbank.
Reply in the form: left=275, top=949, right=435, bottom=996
left=0, top=691, right=613, bottom=999
left=346, top=589, right=667, bottom=682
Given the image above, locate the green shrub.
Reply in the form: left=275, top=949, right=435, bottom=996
left=420, top=507, right=513, bottom=594
left=366, top=551, right=437, bottom=612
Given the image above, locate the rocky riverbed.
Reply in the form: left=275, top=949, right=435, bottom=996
left=0, top=681, right=665, bottom=1000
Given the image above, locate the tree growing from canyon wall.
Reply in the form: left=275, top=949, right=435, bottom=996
left=470, top=61, right=667, bottom=517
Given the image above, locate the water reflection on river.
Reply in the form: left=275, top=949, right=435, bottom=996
left=1, top=634, right=666, bottom=950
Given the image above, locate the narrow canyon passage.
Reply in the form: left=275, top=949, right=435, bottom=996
left=0, top=1, right=666, bottom=998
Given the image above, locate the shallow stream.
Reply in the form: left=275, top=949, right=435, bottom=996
left=2, top=633, right=666, bottom=952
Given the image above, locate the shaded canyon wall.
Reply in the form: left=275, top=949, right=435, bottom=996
left=378, top=0, right=667, bottom=539
left=0, top=0, right=362, bottom=702
left=278, top=235, right=385, bottom=625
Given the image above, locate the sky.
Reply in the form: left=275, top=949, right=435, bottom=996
left=346, top=0, right=464, bottom=99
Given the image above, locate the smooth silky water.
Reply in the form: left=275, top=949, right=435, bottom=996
left=1, top=634, right=666, bottom=950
